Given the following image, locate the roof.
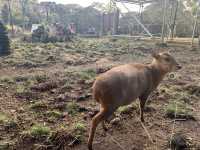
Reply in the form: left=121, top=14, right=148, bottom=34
left=114, top=0, right=159, bottom=5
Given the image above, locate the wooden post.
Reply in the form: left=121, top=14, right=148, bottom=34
left=161, top=0, right=167, bottom=43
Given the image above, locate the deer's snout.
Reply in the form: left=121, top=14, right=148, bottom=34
left=176, top=64, right=182, bottom=70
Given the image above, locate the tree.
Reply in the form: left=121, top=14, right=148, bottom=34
left=7, top=0, right=14, bottom=35
left=19, top=0, right=29, bottom=30
left=1, top=4, right=9, bottom=24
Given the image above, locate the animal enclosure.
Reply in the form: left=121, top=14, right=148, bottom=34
left=0, top=0, right=200, bottom=150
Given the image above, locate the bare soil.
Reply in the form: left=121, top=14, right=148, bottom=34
left=0, top=38, right=199, bottom=150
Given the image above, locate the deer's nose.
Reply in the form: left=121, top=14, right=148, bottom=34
left=177, top=65, right=182, bottom=70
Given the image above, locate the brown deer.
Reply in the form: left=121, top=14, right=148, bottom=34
left=88, top=52, right=182, bottom=150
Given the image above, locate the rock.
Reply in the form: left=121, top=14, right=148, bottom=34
left=110, top=117, right=121, bottom=125
left=169, top=133, right=188, bottom=150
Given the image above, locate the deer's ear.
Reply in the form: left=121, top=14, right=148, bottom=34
left=151, top=52, right=160, bottom=59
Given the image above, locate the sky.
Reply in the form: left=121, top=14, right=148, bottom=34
left=38, top=0, right=140, bottom=12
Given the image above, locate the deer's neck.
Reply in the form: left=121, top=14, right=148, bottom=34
left=148, top=62, right=168, bottom=89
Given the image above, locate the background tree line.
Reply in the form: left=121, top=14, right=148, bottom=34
left=0, top=0, right=199, bottom=36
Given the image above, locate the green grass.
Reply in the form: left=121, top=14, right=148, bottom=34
left=30, top=101, right=48, bottom=110
left=14, top=75, right=29, bottom=82
left=165, top=101, right=194, bottom=119
left=16, top=84, right=26, bottom=94
left=66, top=102, right=79, bottom=115
left=72, top=122, right=86, bottom=141
left=30, top=124, right=50, bottom=137
left=75, top=69, right=96, bottom=80
left=46, top=111, right=62, bottom=118
left=33, top=74, right=49, bottom=83
left=0, top=113, right=9, bottom=123
left=0, top=76, right=14, bottom=84
left=117, top=104, right=136, bottom=114
left=73, top=122, right=86, bottom=132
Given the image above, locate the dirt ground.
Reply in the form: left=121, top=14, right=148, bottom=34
left=0, top=37, right=199, bottom=150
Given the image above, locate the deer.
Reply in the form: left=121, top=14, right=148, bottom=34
left=88, top=52, right=182, bottom=150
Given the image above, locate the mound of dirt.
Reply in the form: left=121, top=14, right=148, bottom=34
left=31, top=81, right=58, bottom=92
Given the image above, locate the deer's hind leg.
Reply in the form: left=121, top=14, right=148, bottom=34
left=88, top=105, right=115, bottom=150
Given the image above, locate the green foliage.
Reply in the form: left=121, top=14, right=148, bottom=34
left=117, top=104, right=136, bottom=114
left=0, top=113, right=9, bottom=123
left=66, top=102, right=79, bottom=115
left=73, top=122, right=86, bottom=141
left=30, top=124, right=50, bottom=137
left=75, top=69, right=96, bottom=80
left=33, top=74, right=49, bottom=83
left=165, top=101, right=193, bottom=119
left=46, top=111, right=62, bottom=118
left=30, top=101, right=47, bottom=110
left=0, top=76, right=14, bottom=84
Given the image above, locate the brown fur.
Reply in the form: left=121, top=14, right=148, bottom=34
left=88, top=52, right=181, bottom=150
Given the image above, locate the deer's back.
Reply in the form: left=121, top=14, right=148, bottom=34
left=93, top=63, right=152, bottom=107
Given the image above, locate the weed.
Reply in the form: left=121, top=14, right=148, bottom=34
left=30, top=101, right=48, bottom=110
left=0, top=113, right=9, bottom=123
left=46, top=111, right=62, bottom=118
left=14, top=75, right=29, bottom=82
left=75, top=69, right=96, bottom=80
left=16, top=84, right=26, bottom=94
left=0, top=76, right=14, bottom=84
left=72, top=122, right=86, bottom=142
left=165, top=101, right=194, bottom=119
left=33, top=74, right=49, bottom=83
left=30, top=124, right=50, bottom=137
left=66, top=102, right=79, bottom=115
left=117, top=104, right=136, bottom=114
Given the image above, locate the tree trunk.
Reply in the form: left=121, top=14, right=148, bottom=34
left=171, top=0, right=179, bottom=39
left=191, top=8, right=198, bottom=47
left=161, top=0, right=167, bottom=43
left=7, top=0, right=14, bottom=35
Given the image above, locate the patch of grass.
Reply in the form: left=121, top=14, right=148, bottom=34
left=75, top=69, right=96, bottom=80
left=16, top=84, right=26, bottom=94
left=117, top=104, right=136, bottom=114
left=0, top=113, right=9, bottom=123
left=30, top=101, right=48, bottom=110
left=165, top=101, right=194, bottom=119
left=72, top=122, right=86, bottom=141
left=0, top=76, right=14, bottom=84
left=46, top=111, right=63, bottom=118
left=33, top=74, right=49, bottom=83
left=30, top=124, right=50, bottom=137
left=73, top=122, right=86, bottom=133
left=14, top=75, right=29, bottom=82
left=66, top=102, right=79, bottom=115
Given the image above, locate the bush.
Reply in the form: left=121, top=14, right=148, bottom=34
left=0, top=21, right=10, bottom=56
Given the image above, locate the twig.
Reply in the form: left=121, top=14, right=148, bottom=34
left=122, top=117, right=155, bottom=145
left=107, top=132, right=126, bottom=150
left=170, top=101, right=178, bottom=147
left=139, top=118, right=155, bottom=144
